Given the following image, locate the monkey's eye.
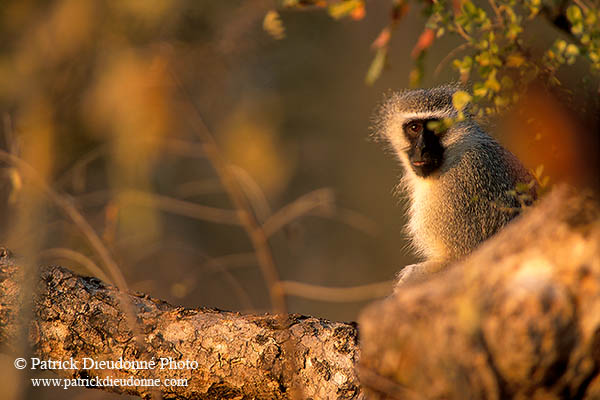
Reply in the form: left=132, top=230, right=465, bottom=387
left=406, top=122, right=423, bottom=136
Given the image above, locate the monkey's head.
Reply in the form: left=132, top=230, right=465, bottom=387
left=376, top=84, right=475, bottom=178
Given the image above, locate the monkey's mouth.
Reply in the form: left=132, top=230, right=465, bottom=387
left=410, top=157, right=441, bottom=177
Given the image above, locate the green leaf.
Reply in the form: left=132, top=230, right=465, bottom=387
left=581, top=34, right=591, bottom=45
left=566, top=5, right=583, bottom=23
left=365, top=47, right=387, bottom=86
left=427, top=119, right=452, bottom=134
left=515, top=182, right=531, bottom=193
left=484, top=69, right=501, bottom=92
left=475, top=51, right=492, bottom=66
left=565, top=44, right=580, bottom=57
left=463, top=1, right=476, bottom=15
left=494, top=95, right=509, bottom=108
left=452, top=90, right=472, bottom=111
left=500, top=76, right=514, bottom=89
left=473, top=83, right=488, bottom=97
left=328, top=0, right=363, bottom=20
left=584, top=11, right=597, bottom=26
left=541, top=176, right=550, bottom=187
left=507, top=23, right=523, bottom=41
left=263, top=10, right=285, bottom=40
left=535, top=164, right=544, bottom=179
left=506, top=53, right=525, bottom=68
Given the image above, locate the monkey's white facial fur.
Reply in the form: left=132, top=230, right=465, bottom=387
left=376, top=84, right=472, bottom=178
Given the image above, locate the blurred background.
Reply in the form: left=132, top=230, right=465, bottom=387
left=0, top=1, right=597, bottom=399
left=0, top=0, right=437, bottom=322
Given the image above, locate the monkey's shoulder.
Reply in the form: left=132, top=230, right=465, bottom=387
left=446, top=140, right=532, bottom=195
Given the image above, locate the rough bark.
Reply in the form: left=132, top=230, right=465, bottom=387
left=359, top=187, right=600, bottom=399
left=0, top=257, right=361, bottom=399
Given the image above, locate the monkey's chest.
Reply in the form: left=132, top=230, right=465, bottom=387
left=408, top=182, right=455, bottom=260
left=409, top=181, right=503, bottom=261
left=409, top=185, right=482, bottom=260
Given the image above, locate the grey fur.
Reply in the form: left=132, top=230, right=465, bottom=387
left=375, top=85, right=534, bottom=284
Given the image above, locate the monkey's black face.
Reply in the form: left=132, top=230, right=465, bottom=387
left=402, top=119, right=445, bottom=177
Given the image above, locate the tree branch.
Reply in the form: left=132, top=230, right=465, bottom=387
left=0, top=258, right=361, bottom=399
left=359, top=186, right=600, bottom=399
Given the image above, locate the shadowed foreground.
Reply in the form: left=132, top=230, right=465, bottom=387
left=360, top=187, right=600, bottom=399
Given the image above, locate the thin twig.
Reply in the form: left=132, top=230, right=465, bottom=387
left=110, top=238, right=256, bottom=311
left=55, top=145, right=107, bottom=190
left=202, top=252, right=257, bottom=271
left=55, top=139, right=207, bottom=191
left=455, top=23, right=472, bottom=42
left=334, top=207, right=379, bottom=236
left=262, top=188, right=335, bottom=237
left=277, top=280, right=393, bottom=302
left=170, top=72, right=302, bottom=398
left=40, top=247, right=112, bottom=284
left=434, top=42, right=470, bottom=77
left=175, top=179, right=223, bottom=198
left=229, top=165, right=272, bottom=223
left=217, top=269, right=255, bottom=311
left=122, top=190, right=242, bottom=225
left=160, top=138, right=209, bottom=158
left=71, top=189, right=112, bottom=207
left=573, top=0, right=590, bottom=11
left=262, top=189, right=378, bottom=237
left=171, top=75, right=287, bottom=316
left=0, top=150, right=127, bottom=292
left=70, top=189, right=241, bottom=224
left=488, top=0, right=502, bottom=23
left=0, top=150, right=149, bottom=354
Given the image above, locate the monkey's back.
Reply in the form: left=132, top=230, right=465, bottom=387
left=408, top=137, right=533, bottom=262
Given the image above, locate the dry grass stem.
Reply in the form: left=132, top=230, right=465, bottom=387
left=175, top=179, right=224, bottom=198
left=55, top=145, right=107, bottom=191
left=201, top=252, right=257, bottom=271
left=0, top=150, right=127, bottom=291
left=278, top=280, right=393, bottom=302
left=0, top=150, right=148, bottom=352
left=262, top=188, right=335, bottom=237
left=229, top=165, right=272, bottom=223
left=329, top=207, right=379, bottom=236
left=121, top=190, right=241, bottom=225
left=40, top=247, right=112, bottom=283
left=173, top=79, right=287, bottom=316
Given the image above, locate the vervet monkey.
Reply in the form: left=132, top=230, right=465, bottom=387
left=375, top=85, right=535, bottom=287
